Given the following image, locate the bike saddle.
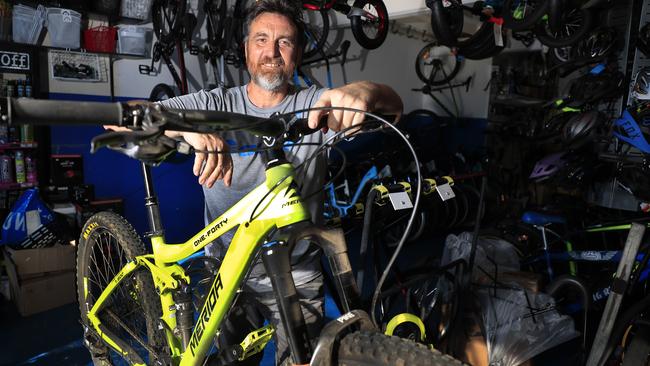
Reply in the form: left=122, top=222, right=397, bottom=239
left=521, top=211, right=567, bottom=226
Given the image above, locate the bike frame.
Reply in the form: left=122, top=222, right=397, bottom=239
left=82, top=162, right=311, bottom=365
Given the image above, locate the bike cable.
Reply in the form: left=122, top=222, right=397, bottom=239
left=287, top=106, right=422, bottom=326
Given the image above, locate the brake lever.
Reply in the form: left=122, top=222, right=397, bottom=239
left=90, top=129, right=163, bottom=153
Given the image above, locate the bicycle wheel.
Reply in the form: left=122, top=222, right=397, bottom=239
left=428, top=0, right=464, bottom=47
left=302, top=9, right=330, bottom=60
left=535, top=1, right=594, bottom=47
left=502, top=0, right=549, bottom=31
left=415, top=42, right=461, bottom=86
left=350, top=0, right=389, bottom=50
left=337, top=331, right=464, bottom=365
left=77, top=212, right=166, bottom=365
left=148, top=83, right=176, bottom=102
left=152, top=0, right=187, bottom=45
left=205, top=0, right=227, bottom=49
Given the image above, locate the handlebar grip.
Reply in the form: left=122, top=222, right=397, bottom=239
left=7, top=98, right=125, bottom=126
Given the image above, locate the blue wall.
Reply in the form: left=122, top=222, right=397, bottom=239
left=49, top=93, right=204, bottom=243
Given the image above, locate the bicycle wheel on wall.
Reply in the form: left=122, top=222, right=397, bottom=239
left=428, top=0, right=464, bottom=47
left=350, top=0, right=389, bottom=50
left=205, top=0, right=227, bottom=49
left=534, top=0, right=594, bottom=47
left=302, top=9, right=330, bottom=60
left=77, top=212, right=166, bottom=365
left=152, top=0, right=187, bottom=45
left=149, top=83, right=176, bottom=102
left=415, top=42, right=462, bottom=86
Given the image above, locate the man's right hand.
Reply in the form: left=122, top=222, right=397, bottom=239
left=172, top=131, right=233, bottom=188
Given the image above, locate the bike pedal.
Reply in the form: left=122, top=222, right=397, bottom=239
left=139, top=64, right=153, bottom=75
left=238, top=324, right=275, bottom=361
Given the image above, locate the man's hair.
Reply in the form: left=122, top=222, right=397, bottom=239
left=243, top=0, right=306, bottom=50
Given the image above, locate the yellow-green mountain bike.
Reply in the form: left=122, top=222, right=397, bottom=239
left=5, top=97, right=463, bottom=366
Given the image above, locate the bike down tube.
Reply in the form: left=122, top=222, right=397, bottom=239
left=146, top=163, right=309, bottom=365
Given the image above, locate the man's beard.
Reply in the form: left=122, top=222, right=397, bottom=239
left=251, top=58, right=290, bottom=92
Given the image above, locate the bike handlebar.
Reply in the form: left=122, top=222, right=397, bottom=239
left=8, top=98, right=126, bottom=126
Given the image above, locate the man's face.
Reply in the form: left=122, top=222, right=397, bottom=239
left=245, top=12, right=298, bottom=92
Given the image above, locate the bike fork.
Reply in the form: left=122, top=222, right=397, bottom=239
left=261, top=241, right=311, bottom=365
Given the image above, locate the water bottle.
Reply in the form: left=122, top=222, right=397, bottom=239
left=25, top=155, right=37, bottom=184
left=0, top=154, right=14, bottom=183
left=15, top=150, right=25, bottom=184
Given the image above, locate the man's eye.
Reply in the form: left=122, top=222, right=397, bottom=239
left=280, top=39, right=293, bottom=47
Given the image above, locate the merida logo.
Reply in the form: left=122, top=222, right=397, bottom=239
left=281, top=198, right=300, bottom=208
left=189, top=273, right=224, bottom=356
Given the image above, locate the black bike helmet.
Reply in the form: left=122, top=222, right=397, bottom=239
left=562, top=110, right=605, bottom=148
left=567, top=70, right=624, bottom=107
left=574, top=27, right=617, bottom=59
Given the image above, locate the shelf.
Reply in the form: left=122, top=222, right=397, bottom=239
left=0, top=41, right=148, bottom=59
left=0, top=142, right=38, bottom=150
left=0, top=182, right=37, bottom=191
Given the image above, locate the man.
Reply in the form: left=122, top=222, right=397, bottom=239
left=159, top=1, right=403, bottom=364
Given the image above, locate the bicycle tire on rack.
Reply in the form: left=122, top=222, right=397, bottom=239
left=502, top=0, right=549, bottom=31
left=428, top=0, right=464, bottom=47
left=534, top=2, right=594, bottom=48
left=205, top=0, right=228, bottom=50
left=302, top=9, right=330, bottom=60
left=77, top=212, right=166, bottom=365
left=152, top=0, right=187, bottom=45
left=350, top=0, right=389, bottom=50
left=149, top=83, right=177, bottom=102
left=415, top=42, right=462, bottom=86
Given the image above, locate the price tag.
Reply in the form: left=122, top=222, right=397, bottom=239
left=436, top=183, right=456, bottom=201
left=388, top=191, right=413, bottom=210
left=494, top=23, right=504, bottom=47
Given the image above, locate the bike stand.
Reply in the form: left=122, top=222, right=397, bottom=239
left=586, top=222, right=646, bottom=366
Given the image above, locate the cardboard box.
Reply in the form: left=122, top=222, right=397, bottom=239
left=6, top=268, right=75, bottom=316
left=3, top=244, right=75, bottom=278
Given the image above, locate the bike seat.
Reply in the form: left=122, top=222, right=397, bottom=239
left=521, top=211, right=567, bottom=226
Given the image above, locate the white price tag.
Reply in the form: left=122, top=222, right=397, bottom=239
left=494, top=23, right=504, bottom=47
left=388, top=191, right=413, bottom=210
left=25, top=210, right=41, bottom=235
left=436, top=183, right=456, bottom=201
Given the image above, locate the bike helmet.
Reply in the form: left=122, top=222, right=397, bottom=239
left=574, top=27, right=617, bottom=59
left=568, top=70, right=624, bottom=107
left=618, top=167, right=650, bottom=202
left=529, top=152, right=568, bottom=181
left=632, top=67, right=650, bottom=101
left=613, top=109, right=650, bottom=154
left=562, top=111, right=605, bottom=148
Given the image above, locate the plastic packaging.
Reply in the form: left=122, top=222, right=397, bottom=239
left=117, top=25, right=153, bottom=56
left=441, top=232, right=521, bottom=281
left=12, top=4, right=46, bottom=44
left=478, top=287, right=580, bottom=366
left=1, top=188, right=61, bottom=249
left=120, top=0, right=153, bottom=20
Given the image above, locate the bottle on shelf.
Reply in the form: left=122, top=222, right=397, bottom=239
left=25, top=76, right=32, bottom=98
left=0, top=154, right=14, bottom=183
left=16, top=79, right=24, bottom=98
left=5, top=80, right=13, bottom=98
left=25, top=154, right=36, bottom=184
left=15, top=150, right=25, bottom=184
left=20, top=125, right=33, bottom=143
left=8, top=124, right=20, bottom=143
left=0, top=122, right=7, bottom=144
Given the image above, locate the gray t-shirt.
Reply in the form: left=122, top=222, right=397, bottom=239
left=160, top=84, right=328, bottom=289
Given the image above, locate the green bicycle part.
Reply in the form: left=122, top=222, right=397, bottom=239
left=385, top=313, right=427, bottom=342
left=239, top=324, right=275, bottom=361
left=565, top=240, right=577, bottom=276
left=561, top=106, right=581, bottom=113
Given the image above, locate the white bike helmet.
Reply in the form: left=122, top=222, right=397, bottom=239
left=632, top=67, right=650, bottom=101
